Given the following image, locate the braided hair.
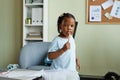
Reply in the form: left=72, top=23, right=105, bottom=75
left=57, top=13, right=76, bottom=33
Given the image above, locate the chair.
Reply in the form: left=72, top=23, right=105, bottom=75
left=19, top=42, right=51, bottom=70
left=73, top=21, right=78, bottom=39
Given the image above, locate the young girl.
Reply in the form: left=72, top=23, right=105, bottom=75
left=48, top=13, right=80, bottom=72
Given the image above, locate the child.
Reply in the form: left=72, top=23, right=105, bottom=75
left=48, top=13, right=80, bottom=72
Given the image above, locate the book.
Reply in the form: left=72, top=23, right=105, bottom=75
left=27, top=32, right=41, bottom=36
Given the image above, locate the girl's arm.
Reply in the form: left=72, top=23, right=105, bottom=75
left=48, top=41, right=70, bottom=60
left=48, top=48, right=65, bottom=60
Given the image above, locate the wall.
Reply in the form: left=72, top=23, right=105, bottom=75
left=48, top=0, right=120, bottom=76
left=0, top=0, right=120, bottom=76
left=0, top=0, right=22, bottom=68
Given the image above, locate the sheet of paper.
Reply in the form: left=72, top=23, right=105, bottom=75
left=1, top=69, right=44, bottom=80
left=101, top=0, right=114, bottom=10
left=89, top=5, right=101, bottom=22
left=110, top=0, right=120, bottom=18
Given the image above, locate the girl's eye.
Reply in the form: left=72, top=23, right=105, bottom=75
left=71, top=25, right=74, bottom=28
left=63, top=24, right=75, bottom=28
left=64, top=24, right=68, bottom=27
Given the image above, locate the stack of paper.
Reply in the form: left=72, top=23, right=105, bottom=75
left=0, top=69, right=44, bottom=80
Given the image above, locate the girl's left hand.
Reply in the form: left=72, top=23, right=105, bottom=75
left=76, top=57, right=80, bottom=70
left=77, top=62, right=80, bottom=70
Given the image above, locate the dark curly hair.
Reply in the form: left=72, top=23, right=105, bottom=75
left=57, top=13, right=76, bottom=33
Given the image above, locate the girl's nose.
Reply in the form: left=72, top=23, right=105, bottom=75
left=68, top=25, right=71, bottom=29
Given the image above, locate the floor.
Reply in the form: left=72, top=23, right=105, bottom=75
left=80, top=75, right=105, bottom=80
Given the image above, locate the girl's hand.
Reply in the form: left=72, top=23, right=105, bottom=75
left=62, top=41, right=70, bottom=51
left=77, top=62, right=80, bottom=70
left=76, top=57, right=80, bottom=70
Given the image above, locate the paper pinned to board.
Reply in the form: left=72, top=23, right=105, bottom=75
left=104, top=12, right=112, bottom=19
left=110, top=0, right=120, bottom=18
left=89, top=5, right=101, bottom=22
left=101, top=0, right=114, bottom=10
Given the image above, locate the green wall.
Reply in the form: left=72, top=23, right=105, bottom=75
left=0, top=0, right=22, bottom=68
left=0, top=0, right=120, bottom=76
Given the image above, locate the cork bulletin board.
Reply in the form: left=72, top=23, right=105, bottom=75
left=86, top=0, right=120, bottom=24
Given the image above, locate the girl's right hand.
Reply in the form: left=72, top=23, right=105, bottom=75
left=62, top=41, right=70, bottom=51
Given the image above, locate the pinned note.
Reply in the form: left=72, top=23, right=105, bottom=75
left=104, top=12, right=112, bottom=19
left=110, top=0, right=120, bottom=18
left=89, top=5, right=101, bottom=22
left=101, top=0, right=114, bottom=10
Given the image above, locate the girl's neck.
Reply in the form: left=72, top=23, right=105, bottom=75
left=59, top=33, right=67, bottom=38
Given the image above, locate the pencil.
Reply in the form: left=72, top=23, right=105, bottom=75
left=68, top=34, right=71, bottom=41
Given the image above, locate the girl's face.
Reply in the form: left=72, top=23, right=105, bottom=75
left=60, top=17, right=75, bottom=38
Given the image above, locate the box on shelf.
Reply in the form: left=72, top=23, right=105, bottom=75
left=32, top=8, right=43, bottom=25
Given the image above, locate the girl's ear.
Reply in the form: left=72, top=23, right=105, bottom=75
left=58, top=24, right=62, bottom=33
left=59, top=28, right=62, bottom=33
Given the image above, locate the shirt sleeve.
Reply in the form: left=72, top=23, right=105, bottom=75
left=48, top=37, right=59, bottom=52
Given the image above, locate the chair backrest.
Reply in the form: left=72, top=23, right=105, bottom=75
left=73, top=21, right=78, bottom=39
left=19, top=42, right=51, bottom=69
